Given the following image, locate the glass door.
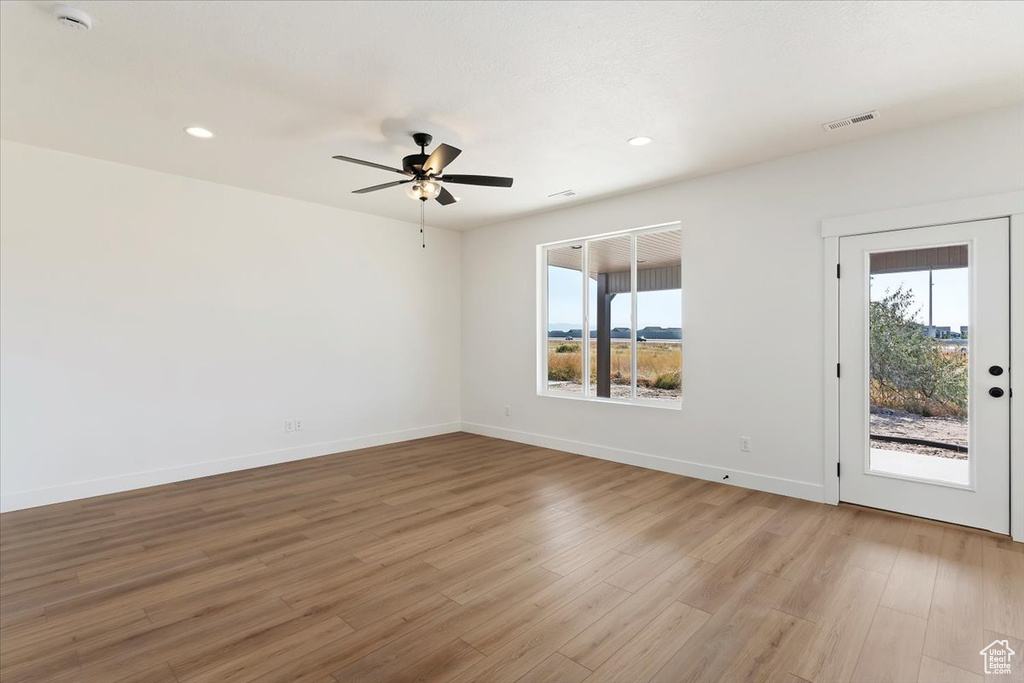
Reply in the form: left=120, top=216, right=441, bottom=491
left=838, top=218, right=1010, bottom=532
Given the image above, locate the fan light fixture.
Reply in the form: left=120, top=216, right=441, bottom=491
left=407, top=180, right=441, bottom=201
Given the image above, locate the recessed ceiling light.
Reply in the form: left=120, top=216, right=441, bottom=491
left=184, top=126, right=214, bottom=139
left=627, top=136, right=652, bottom=146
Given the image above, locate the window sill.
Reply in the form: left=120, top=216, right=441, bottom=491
left=538, top=391, right=683, bottom=411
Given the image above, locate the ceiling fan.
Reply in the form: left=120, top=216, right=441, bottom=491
left=332, top=132, right=514, bottom=207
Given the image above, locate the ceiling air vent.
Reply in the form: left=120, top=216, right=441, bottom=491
left=822, top=110, right=879, bottom=132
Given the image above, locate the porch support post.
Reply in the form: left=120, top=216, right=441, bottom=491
left=596, top=273, right=613, bottom=398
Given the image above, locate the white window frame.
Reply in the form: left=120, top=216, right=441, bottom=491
left=538, top=221, right=682, bottom=409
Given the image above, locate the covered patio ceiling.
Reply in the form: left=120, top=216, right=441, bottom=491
left=547, top=230, right=681, bottom=274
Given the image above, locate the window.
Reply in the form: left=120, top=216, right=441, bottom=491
left=541, top=223, right=682, bottom=406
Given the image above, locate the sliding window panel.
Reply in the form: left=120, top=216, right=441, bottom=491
left=635, top=229, right=682, bottom=402
left=545, top=244, right=585, bottom=395
left=587, top=234, right=633, bottom=399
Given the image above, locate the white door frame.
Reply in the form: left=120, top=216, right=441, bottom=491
left=821, top=190, right=1024, bottom=541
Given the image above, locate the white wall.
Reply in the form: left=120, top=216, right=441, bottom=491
left=460, top=104, right=1024, bottom=501
left=3, top=106, right=1021, bottom=513
left=0, top=140, right=462, bottom=511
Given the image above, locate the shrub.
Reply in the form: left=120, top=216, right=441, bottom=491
left=652, top=371, right=681, bottom=390
left=870, top=286, right=967, bottom=418
left=555, top=343, right=579, bottom=354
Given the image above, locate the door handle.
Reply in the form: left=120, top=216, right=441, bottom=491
left=989, top=387, right=1005, bottom=398
left=989, top=365, right=1004, bottom=376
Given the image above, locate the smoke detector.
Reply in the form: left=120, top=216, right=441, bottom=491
left=54, top=5, right=92, bottom=31
left=822, top=110, right=879, bottom=132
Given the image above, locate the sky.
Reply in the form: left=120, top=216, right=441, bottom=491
left=549, top=265, right=969, bottom=331
left=870, top=267, right=969, bottom=329
left=547, top=265, right=681, bottom=329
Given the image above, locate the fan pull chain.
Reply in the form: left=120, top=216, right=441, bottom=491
left=420, top=199, right=426, bottom=248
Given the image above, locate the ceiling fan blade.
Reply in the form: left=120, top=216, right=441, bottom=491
left=332, top=154, right=410, bottom=176
left=436, top=186, right=458, bottom=206
left=440, top=174, right=514, bottom=188
left=422, top=143, right=462, bottom=175
left=352, top=179, right=412, bottom=194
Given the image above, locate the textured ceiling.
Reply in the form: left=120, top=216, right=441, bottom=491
left=2, top=1, right=1022, bottom=231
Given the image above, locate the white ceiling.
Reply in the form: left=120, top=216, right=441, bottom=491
left=2, top=1, right=1022, bottom=231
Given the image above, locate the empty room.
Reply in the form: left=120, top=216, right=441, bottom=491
left=1, top=1, right=1023, bottom=682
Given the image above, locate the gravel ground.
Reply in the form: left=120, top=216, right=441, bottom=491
left=870, top=407, right=968, bottom=460
left=547, top=381, right=680, bottom=401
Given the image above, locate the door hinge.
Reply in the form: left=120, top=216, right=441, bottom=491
left=837, top=363, right=841, bottom=378
left=837, top=462, right=841, bottom=477
left=836, top=263, right=841, bottom=278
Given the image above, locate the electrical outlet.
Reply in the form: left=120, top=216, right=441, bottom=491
left=285, top=419, right=295, bottom=433
left=504, top=405, right=511, bottom=417
left=294, top=418, right=303, bottom=431
left=740, top=436, right=751, bottom=453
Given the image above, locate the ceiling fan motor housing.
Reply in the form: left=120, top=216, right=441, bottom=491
left=402, top=153, right=430, bottom=175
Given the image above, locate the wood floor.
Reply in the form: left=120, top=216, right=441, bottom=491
left=1, top=433, right=1022, bottom=683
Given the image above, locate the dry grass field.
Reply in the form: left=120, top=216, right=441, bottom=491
left=547, top=340, right=681, bottom=397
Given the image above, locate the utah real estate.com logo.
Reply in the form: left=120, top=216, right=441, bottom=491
left=980, top=639, right=1015, bottom=675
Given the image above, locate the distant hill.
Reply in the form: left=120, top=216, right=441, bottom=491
left=548, top=328, right=585, bottom=338
left=635, top=326, right=682, bottom=339
left=547, top=326, right=681, bottom=339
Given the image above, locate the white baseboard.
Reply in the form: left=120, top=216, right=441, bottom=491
left=1, top=421, right=825, bottom=513
left=0, top=422, right=462, bottom=513
left=461, top=422, right=825, bottom=504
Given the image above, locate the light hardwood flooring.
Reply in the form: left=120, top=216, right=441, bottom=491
left=1, top=432, right=1022, bottom=683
